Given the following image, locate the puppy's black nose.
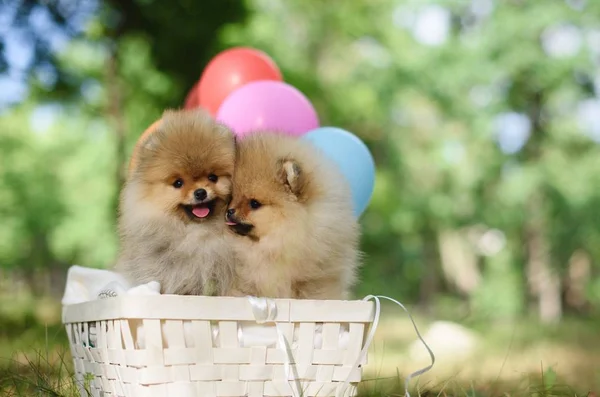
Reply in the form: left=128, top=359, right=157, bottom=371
left=194, top=188, right=207, bottom=201
left=226, top=208, right=235, bottom=217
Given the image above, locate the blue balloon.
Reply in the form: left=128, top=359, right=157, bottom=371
left=302, top=127, right=375, bottom=217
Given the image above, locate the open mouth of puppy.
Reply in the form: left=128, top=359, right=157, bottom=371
left=226, top=219, right=254, bottom=236
left=181, top=200, right=217, bottom=220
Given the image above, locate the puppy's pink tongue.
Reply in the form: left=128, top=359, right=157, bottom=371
left=192, top=207, right=210, bottom=218
left=225, top=221, right=237, bottom=226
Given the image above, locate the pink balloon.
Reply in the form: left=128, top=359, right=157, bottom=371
left=215, top=81, right=319, bottom=138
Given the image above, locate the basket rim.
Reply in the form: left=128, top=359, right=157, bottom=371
left=61, top=295, right=375, bottom=324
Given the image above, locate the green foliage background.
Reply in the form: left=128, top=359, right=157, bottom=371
left=1, top=0, right=600, bottom=323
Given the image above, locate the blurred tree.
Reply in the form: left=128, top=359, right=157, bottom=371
left=0, top=0, right=247, bottom=105
left=0, top=107, right=69, bottom=296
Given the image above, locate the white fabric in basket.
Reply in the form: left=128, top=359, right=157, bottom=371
left=61, top=265, right=350, bottom=350
left=61, top=265, right=161, bottom=305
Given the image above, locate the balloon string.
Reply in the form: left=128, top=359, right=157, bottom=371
left=336, top=295, right=436, bottom=397
left=247, top=295, right=435, bottom=397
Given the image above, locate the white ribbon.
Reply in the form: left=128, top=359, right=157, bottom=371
left=247, top=295, right=435, bottom=397
left=336, top=295, right=436, bottom=397
left=247, top=296, right=303, bottom=396
left=247, top=295, right=278, bottom=323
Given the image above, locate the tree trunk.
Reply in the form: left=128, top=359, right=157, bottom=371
left=525, top=193, right=562, bottom=324
left=564, top=249, right=591, bottom=313
left=437, top=228, right=480, bottom=297
left=516, top=82, right=562, bottom=324
left=106, top=47, right=127, bottom=215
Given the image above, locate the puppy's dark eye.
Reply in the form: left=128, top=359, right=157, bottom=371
left=249, top=199, right=262, bottom=209
left=172, top=179, right=184, bottom=188
left=207, top=174, right=218, bottom=182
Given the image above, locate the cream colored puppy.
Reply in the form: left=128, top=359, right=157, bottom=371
left=115, top=109, right=236, bottom=295
left=225, top=132, right=361, bottom=300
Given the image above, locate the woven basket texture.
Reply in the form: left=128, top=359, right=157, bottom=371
left=62, top=295, right=374, bottom=397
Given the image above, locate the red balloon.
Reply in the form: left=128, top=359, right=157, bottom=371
left=198, top=47, right=283, bottom=116
left=184, top=80, right=200, bottom=109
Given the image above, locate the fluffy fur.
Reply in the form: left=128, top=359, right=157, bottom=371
left=225, top=132, right=361, bottom=300
left=115, top=109, right=237, bottom=295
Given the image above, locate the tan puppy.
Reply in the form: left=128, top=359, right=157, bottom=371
left=115, top=109, right=236, bottom=295
left=225, top=132, right=361, bottom=300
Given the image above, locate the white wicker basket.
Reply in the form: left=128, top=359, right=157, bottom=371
left=62, top=295, right=375, bottom=397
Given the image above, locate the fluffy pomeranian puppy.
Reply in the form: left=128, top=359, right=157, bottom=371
left=115, top=109, right=236, bottom=296
left=225, top=132, right=361, bottom=300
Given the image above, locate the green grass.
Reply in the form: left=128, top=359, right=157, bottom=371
left=0, top=296, right=597, bottom=396
left=0, top=295, right=76, bottom=396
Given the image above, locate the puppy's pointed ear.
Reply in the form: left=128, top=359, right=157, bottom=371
left=140, top=125, right=163, bottom=153
left=128, top=120, right=163, bottom=175
left=277, top=158, right=305, bottom=197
